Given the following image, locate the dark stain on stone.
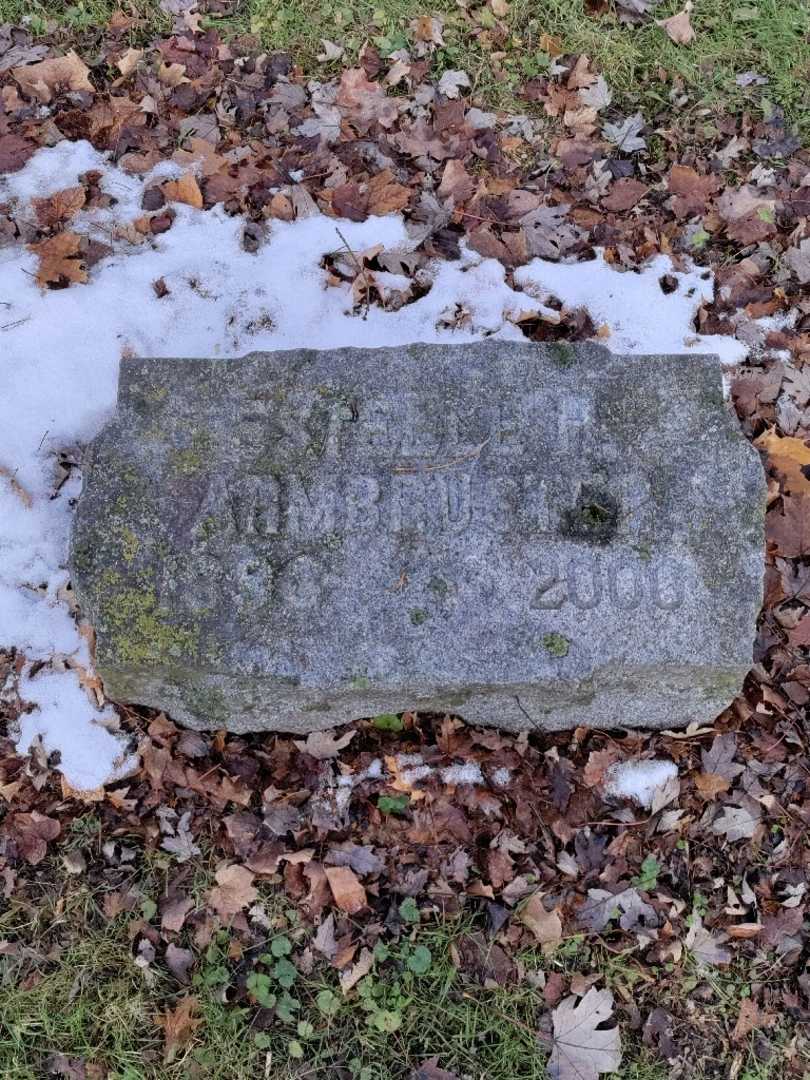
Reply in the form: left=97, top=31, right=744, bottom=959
left=561, top=485, right=620, bottom=544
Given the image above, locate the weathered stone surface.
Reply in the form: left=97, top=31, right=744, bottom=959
left=70, top=343, right=765, bottom=734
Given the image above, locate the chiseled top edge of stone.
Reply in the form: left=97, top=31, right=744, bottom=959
left=117, top=342, right=724, bottom=397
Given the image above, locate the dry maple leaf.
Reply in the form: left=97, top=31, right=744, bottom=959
left=14, top=51, right=93, bottom=103
left=162, top=173, right=203, bottom=210
left=548, top=987, right=622, bottom=1079
left=29, top=231, right=88, bottom=288
left=32, top=186, right=86, bottom=229
left=325, top=865, right=367, bottom=914
left=155, top=996, right=201, bottom=1064
left=207, top=863, right=257, bottom=918
left=656, top=3, right=695, bottom=44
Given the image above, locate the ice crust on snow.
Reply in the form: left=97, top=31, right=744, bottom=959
left=0, top=141, right=748, bottom=788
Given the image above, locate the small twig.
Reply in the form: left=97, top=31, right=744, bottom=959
left=0, top=317, right=30, bottom=332
left=335, top=226, right=370, bottom=321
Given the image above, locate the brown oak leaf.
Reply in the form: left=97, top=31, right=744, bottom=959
left=14, top=51, right=93, bottom=103
left=755, top=429, right=810, bottom=494
left=155, top=996, right=201, bottom=1063
left=324, top=865, right=367, bottom=914
left=29, top=231, right=88, bottom=288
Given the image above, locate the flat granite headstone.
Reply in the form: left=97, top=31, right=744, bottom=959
left=70, top=342, right=765, bottom=735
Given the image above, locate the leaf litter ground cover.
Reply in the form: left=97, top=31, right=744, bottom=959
left=0, top=11, right=809, bottom=1079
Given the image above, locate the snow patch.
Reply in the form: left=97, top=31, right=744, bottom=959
left=0, top=140, right=749, bottom=789
left=604, top=759, right=679, bottom=808
left=441, top=762, right=484, bottom=786
left=17, top=667, right=138, bottom=791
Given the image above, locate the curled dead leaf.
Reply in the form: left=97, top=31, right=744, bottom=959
left=14, top=51, right=93, bottom=102
left=657, top=3, right=696, bottom=45
left=162, top=173, right=203, bottom=210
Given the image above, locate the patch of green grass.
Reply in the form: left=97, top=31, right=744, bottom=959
left=0, top=0, right=808, bottom=134
left=0, top=871, right=803, bottom=1080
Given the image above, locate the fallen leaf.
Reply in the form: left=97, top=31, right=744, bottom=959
left=207, top=863, right=257, bottom=919
left=601, top=178, right=648, bottom=211
left=8, top=811, right=60, bottom=865
left=732, top=998, right=775, bottom=1042
left=29, top=231, right=88, bottom=288
left=318, top=39, right=345, bottom=62
left=769, top=497, right=810, bottom=557
left=339, top=945, right=374, bottom=993
left=656, top=3, right=695, bottom=44
left=14, top=51, right=93, bottom=103
left=694, top=772, right=730, bottom=799
left=685, top=917, right=731, bottom=968
left=520, top=891, right=562, bottom=953
left=701, top=733, right=743, bottom=780
left=0, top=133, right=36, bottom=173
left=549, top=987, right=622, bottom=1079
left=155, top=996, right=201, bottom=1064
left=667, top=164, right=722, bottom=217
left=161, top=895, right=194, bottom=933
left=367, top=170, right=411, bottom=215
left=165, top=942, right=195, bottom=983
left=755, top=429, right=810, bottom=493
left=294, top=729, right=356, bottom=760
left=785, top=239, right=810, bottom=285
left=158, top=61, right=189, bottom=87
left=32, top=186, right=86, bottom=228
left=437, top=159, right=476, bottom=204
left=116, top=47, right=144, bottom=78
left=324, top=865, right=367, bottom=914
left=437, top=69, right=471, bottom=100
left=711, top=797, right=761, bottom=841
left=162, top=173, right=203, bottom=210
left=0, top=42, right=49, bottom=73
left=602, top=113, right=646, bottom=153
left=337, top=68, right=399, bottom=131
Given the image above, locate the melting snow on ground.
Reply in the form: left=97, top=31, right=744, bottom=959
left=0, top=141, right=746, bottom=788
left=605, top=759, right=679, bottom=808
